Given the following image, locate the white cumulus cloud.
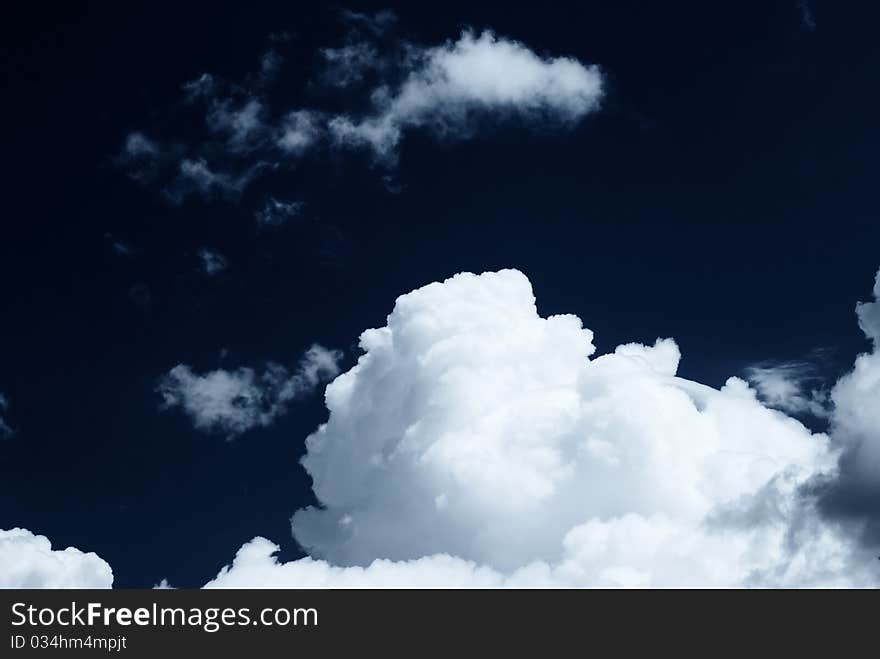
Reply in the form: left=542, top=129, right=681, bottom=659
left=329, top=30, right=604, bottom=161
left=206, top=269, right=876, bottom=587
left=0, top=528, right=113, bottom=588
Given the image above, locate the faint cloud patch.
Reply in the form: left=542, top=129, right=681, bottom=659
left=255, top=198, right=305, bottom=228
left=0, top=394, right=14, bottom=439
left=104, top=233, right=138, bottom=258
left=797, top=2, right=816, bottom=31
left=128, top=283, right=151, bottom=310
left=197, top=247, right=228, bottom=276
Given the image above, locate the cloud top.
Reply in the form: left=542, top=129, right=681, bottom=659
left=289, top=271, right=841, bottom=582
left=0, top=528, right=113, bottom=588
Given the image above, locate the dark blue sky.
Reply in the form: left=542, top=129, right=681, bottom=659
left=1, top=1, right=879, bottom=587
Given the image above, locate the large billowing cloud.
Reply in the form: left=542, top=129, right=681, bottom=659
left=0, top=528, right=113, bottom=588
left=328, top=30, right=604, bottom=161
left=817, top=268, right=880, bottom=548
left=207, top=269, right=879, bottom=587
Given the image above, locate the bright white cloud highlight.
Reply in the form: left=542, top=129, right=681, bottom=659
left=157, top=344, right=342, bottom=439
left=329, top=31, right=604, bottom=161
left=0, top=528, right=113, bottom=588
left=207, top=269, right=876, bottom=587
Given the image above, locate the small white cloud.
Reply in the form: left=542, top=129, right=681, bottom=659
left=255, top=197, right=305, bottom=228
left=197, top=247, right=228, bottom=276
left=0, top=528, right=113, bottom=588
left=329, top=30, right=604, bottom=162
left=277, top=110, right=322, bottom=155
left=157, top=364, right=287, bottom=437
left=157, top=344, right=342, bottom=439
left=153, top=578, right=173, bottom=589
